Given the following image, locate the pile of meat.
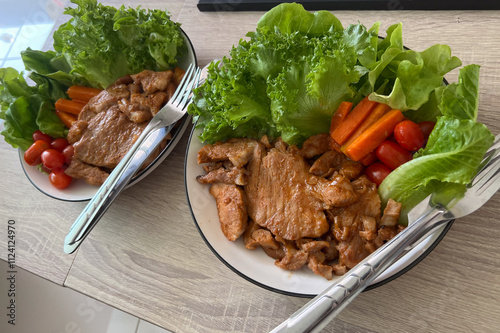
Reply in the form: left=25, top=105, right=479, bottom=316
left=65, top=68, right=185, bottom=185
left=196, top=133, right=403, bottom=280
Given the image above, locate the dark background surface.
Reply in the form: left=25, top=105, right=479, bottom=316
left=198, top=0, right=500, bottom=11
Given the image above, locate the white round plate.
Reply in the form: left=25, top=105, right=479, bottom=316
left=20, top=28, right=197, bottom=202
left=185, top=127, right=453, bottom=297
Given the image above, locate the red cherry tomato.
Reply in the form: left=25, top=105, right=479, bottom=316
left=24, top=140, right=50, bottom=166
left=365, top=162, right=392, bottom=186
left=50, top=138, right=69, bottom=152
left=49, top=170, right=72, bottom=189
left=40, top=149, right=66, bottom=170
left=394, top=120, right=425, bottom=151
left=375, top=141, right=413, bottom=170
left=418, top=121, right=436, bottom=141
left=32, top=130, right=53, bottom=144
left=62, top=145, right=74, bottom=165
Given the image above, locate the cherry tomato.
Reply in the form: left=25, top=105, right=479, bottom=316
left=365, top=162, right=392, bottom=186
left=24, top=140, right=50, bottom=166
left=375, top=141, right=413, bottom=170
left=40, top=149, right=66, bottom=170
left=394, top=120, right=425, bottom=151
left=50, top=138, right=69, bottom=152
left=418, top=121, right=436, bottom=141
left=62, top=145, right=74, bottom=165
left=32, top=130, right=53, bottom=144
left=49, top=170, right=72, bottom=189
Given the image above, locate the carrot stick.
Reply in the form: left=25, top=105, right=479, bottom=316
left=329, top=101, right=353, bottom=135
left=341, top=103, right=391, bottom=151
left=55, top=99, right=86, bottom=115
left=344, top=109, right=405, bottom=161
left=329, top=101, right=353, bottom=151
left=55, top=109, right=77, bottom=128
left=330, top=96, right=378, bottom=145
left=67, top=85, right=103, bottom=102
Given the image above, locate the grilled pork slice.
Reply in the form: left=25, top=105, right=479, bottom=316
left=66, top=69, right=179, bottom=185
left=209, top=183, right=248, bottom=241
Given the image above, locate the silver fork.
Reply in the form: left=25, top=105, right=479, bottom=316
left=64, top=64, right=202, bottom=254
left=271, top=133, right=500, bottom=333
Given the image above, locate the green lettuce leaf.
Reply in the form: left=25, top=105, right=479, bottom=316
left=369, top=44, right=461, bottom=111
left=0, top=68, right=67, bottom=150
left=53, top=0, right=184, bottom=89
left=256, top=2, right=343, bottom=35
left=189, top=4, right=369, bottom=145
left=439, top=64, right=480, bottom=120
left=378, top=64, right=493, bottom=224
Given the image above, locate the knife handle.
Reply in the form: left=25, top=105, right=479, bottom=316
left=271, top=199, right=450, bottom=333
left=63, top=122, right=171, bottom=254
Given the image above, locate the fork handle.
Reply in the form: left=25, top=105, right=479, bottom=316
left=271, top=202, right=451, bottom=333
left=63, top=121, right=172, bottom=254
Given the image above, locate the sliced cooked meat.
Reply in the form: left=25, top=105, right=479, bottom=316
left=209, top=183, right=248, bottom=241
left=275, top=240, right=309, bottom=271
left=67, top=120, right=88, bottom=144
left=72, top=105, right=147, bottom=169
left=196, top=133, right=404, bottom=279
left=130, top=70, right=173, bottom=94
left=312, top=174, right=359, bottom=208
left=308, top=252, right=333, bottom=280
left=246, top=146, right=330, bottom=240
left=339, top=160, right=365, bottom=180
left=380, top=199, right=402, bottom=227
left=196, top=166, right=248, bottom=185
left=65, top=157, right=109, bottom=186
left=309, top=150, right=348, bottom=177
left=197, top=138, right=259, bottom=168
left=300, top=133, right=331, bottom=159
left=66, top=69, right=182, bottom=186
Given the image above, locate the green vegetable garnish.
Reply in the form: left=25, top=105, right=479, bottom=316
left=188, top=3, right=494, bottom=223
left=0, top=0, right=184, bottom=151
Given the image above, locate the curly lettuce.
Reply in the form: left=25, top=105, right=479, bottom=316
left=53, top=0, right=184, bottom=89
left=188, top=3, right=462, bottom=146
left=189, top=3, right=379, bottom=145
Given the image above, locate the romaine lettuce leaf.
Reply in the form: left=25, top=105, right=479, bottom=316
left=379, top=64, right=494, bottom=224
left=369, top=44, right=461, bottom=111
left=0, top=68, right=67, bottom=150
left=439, top=64, right=480, bottom=120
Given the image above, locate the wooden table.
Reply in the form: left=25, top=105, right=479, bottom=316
left=1, top=1, right=499, bottom=332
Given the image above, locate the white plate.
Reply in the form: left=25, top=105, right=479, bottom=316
left=20, top=28, right=197, bottom=202
left=185, top=127, right=453, bottom=297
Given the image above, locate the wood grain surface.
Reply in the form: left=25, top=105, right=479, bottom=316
left=1, top=1, right=499, bottom=332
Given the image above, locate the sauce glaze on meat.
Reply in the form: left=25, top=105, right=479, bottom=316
left=197, top=133, right=404, bottom=279
left=65, top=68, right=184, bottom=185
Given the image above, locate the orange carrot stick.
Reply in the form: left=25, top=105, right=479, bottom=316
left=67, top=85, right=103, bottom=102
left=329, top=101, right=353, bottom=151
left=344, top=109, right=405, bottom=161
left=55, top=109, right=77, bottom=128
left=330, top=96, right=378, bottom=145
left=329, top=101, right=353, bottom=135
left=341, top=103, right=391, bottom=151
left=55, top=99, right=86, bottom=115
